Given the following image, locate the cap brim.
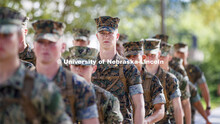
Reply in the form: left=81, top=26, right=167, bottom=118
left=34, top=33, right=60, bottom=42
left=74, top=36, right=88, bottom=42
left=98, top=26, right=115, bottom=32
left=178, top=47, right=188, bottom=53
left=144, top=49, right=159, bottom=54
left=0, top=25, right=20, bottom=34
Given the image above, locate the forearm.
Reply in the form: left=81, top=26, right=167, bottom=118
left=145, top=107, right=164, bottom=123
left=134, top=105, right=145, bottom=124
left=173, top=98, right=183, bottom=124
left=200, top=83, right=211, bottom=107
left=193, top=101, right=209, bottom=122
left=181, top=99, right=191, bottom=124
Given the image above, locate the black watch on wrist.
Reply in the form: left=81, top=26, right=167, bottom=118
left=206, top=106, right=211, bottom=110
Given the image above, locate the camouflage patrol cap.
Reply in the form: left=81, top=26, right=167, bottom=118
left=94, top=16, right=120, bottom=32
left=174, top=42, right=188, bottom=53
left=0, top=7, right=26, bottom=34
left=153, top=34, right=169, bottom=43
left=160, top=42, right=172, bottom=56
left=72, top=28, right=90, bottom=42
left=143, top=38, right=161, bottom=55
left=69, top=46, right=98, bottom=65
left=32, top=20, right=66, bottom=42
left=118, top=34, right=128, bottom=43
left=123, top=41, right=143, bottom=57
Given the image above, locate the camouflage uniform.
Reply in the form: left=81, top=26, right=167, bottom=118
left=0, top=64, right=72, bottom=124
left=169, top=56, right=201, bottom=123
left=19, top=44, right=36, bottom=65
left=32, top=20, right=99, bottom=122
left=92, top=16, right=144, bottom=124
left=123, top=41, right=166, bottom=118
left=0, top=7, right=71, bottom=123
left=21, top=60, right=35, bottom=70
left=143, top=39, right=181, bottom=124
left=68, top=46, right=123, bottom=123
left=72, top=28, right=90, bottom=42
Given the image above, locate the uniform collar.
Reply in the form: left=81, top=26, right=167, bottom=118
left=1, top=63, right=26, bottom=90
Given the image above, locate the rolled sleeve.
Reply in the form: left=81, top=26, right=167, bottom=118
left=77, top=104, right=99, bottom=120
left=191, top=93, right=201, bottom=103
left=153, top=93, right=166, bottom=105
left=170, top=88, right=181, bottom=100
left=196, top=73, right=206, bottom=84
left=129, top=84, right=143, bottom=96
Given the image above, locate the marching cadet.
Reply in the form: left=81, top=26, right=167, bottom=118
left=173, top=43, right=211, bottom=124
left=92, top=16, right=145, bottom=124
left=0, top=7, right=72, bottom=124
left=72, top=28, right=90, bottom=46
left=142, top=39, right=183, bottom=124
left=32, top=20, right=99, bottom=123
left=18, top=16, right=36, bottom=65
left=123, top=41, right=166, bottom=124
left=69, top=46, right=123, bottom=123
left=154, top=34, right=191, bottom=124
left=116, top=34, right=128, bottom=56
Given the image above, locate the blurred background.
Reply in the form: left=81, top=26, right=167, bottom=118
left=1, top=0, right=220, bottom=117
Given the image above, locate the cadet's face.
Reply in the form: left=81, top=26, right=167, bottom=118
left=0, top=32, right=19, bottom=61
left=73, top=39, right=89, bottom=47
left=159, top=55, right=169, bottom=66
left=70, top=65, right=96, bottom=82
left=34, top=39, right=63, bottom=64
left=144, top=52, right=159, bottom=61
left=174, top=51, right=187, bottom=60
left=96, top=30, right=119, bottom=50
left=126, top=54, right=142, bottom=63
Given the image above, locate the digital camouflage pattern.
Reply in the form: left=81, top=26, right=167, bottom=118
left=143, top=39, right=161, bottom=54
left=0, top=64, right=72, bottom=124
left=160, top=42, right=172, bottom=57
left=72, top=28, right=90, bottom=41
left=169, top=57, right=187, bottom=77
left=52, top=66, right=98, bottom=121
left=32, top=20, right=66, bottom=42
left=92, top=84, right=123, bottom=123
left=153, top=34, right=169, bottom=43
left=118, top=34, right=128, bottom=43
left=92, top=53, right=143, bottom=123
left=21, top=60, right=35, bottom=70
left=0, top=7, right=26, bottom=34
left=154, top=66, right=181, bottom=124
left=141, top=67, right=166, bottom=117
left=69, top=46, right=123, bottom=123
left=94, top=16, right=120, bottom=32
left=123, top=41, right=143, bottom=57
left=185, top=64, right=207, bottom=85
left=19, top=44, right=36, bottom=65
left=169, top=68, right=190, bottom=101
left=69, top=46, right=98, bottom=63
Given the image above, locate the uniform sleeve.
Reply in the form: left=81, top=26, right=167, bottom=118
left=124, top=64, right=143, bottom=96
left=41, top=81, right=72, bottom=124
left=151, top=76, right=166, bottom=105
left=179, top=75, right=191, bottom=100
left=74, top=78, right=98, bottom=120
left=196, top=73, right=206, bottom=84
left=168, top=76, right=181, bottom=100
left=189, top=82, right=201, bottom=103
left=106, top=94, right=124, bottom=123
